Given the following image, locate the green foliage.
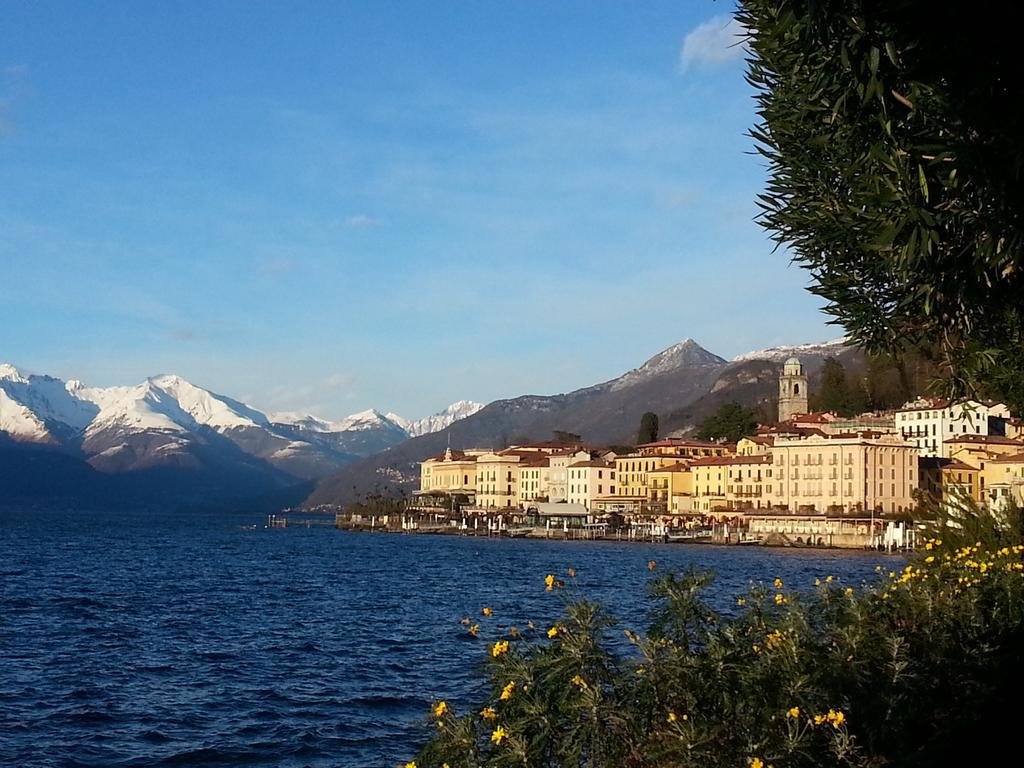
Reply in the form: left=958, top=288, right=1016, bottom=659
left=553, top=430, right=583, bottom=444
left=696, top=401, right=760, bottom=441
left=637, top=412, right=659, bottom=445
left=813, top=357, right=869, bottom=416
left=416, top=499, right=1024, bottom=768
left=740, top=0, right=1024, bottom=409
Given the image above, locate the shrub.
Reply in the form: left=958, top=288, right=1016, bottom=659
left=412, top=500, right=1024, bottom=767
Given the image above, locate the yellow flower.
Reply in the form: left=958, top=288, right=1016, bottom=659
left=813, top=714, right=826, bottom=726
left=774, top=593, right=786, bottom=605
left=545, top=573, right=555, bottom=591
left=925, top=556, right=935, bottom=564
left=468, top=624, right=480, bottom=636
left=827, top=709, right=846, bottom=728
left=774, top=577, right=783, bottom=589
left=500, top=681, right=516, bottom=700
left=404, top=762, right=417, bottom=768
left=844, top=587, right=854, bottom=596
left=826, top=575, right=834, bottom=583
left=635, top=667, right=646, bottom=675
left=480, top=707, right=497, bottom=719
left=736, top=598, right=746, bottom=606
left=667, top=711, right=677, bottom=722
left=482, top=607, right=493, bottom=616
left=547, top=626, right=559, bottom=638
left=571, top=674, right=588, bottom=690
left=491, top=725, right=508, bottom=745
left=786, top=706, right=800, bottom=719
left=432, top=700, right=448, bottom=718
left=814, top=578, right=821, bottom=587
left=491, top=640, right=510, bottom=657
left=749, top=758, right=764, bottom=768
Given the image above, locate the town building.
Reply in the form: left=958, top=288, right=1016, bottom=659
left=919, top=457, right=981, bottom=504
left=647, top=462, right=694, bottom=514
left=984, top=452, right=1024, bottom=509
left=545, top=449, right=590, bottom=503
left=895, top=398, right=1011, bottom=457
left=518, top=457, right=550, bottom=507
left=767, top=432, right=918, bottom=514
left=475, top=451, right=524, bottom=509
left=566, top=459, right=616, bottom=509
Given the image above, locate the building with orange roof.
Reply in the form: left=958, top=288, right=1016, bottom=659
left=767, top=432, right=918, bottom=514
left=919, top=456, right=981, bottom=504
left=983, top=452, right=1024, bottom=508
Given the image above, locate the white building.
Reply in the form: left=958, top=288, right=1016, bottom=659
left=546, top=449, right=590, bottom=503
left=896, top=398, right=1011, bottom=457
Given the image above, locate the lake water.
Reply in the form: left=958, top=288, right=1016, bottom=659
left=0, top=508, right=893, bottom=767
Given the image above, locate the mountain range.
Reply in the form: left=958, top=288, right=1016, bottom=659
left=304, top=338, right=862, bottom=508
left=0, top=337, right=858, bottom=510
left=0, top=363, right=482, bottom=506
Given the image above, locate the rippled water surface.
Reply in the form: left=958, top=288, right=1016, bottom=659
left=0, top=507, right=894, bottom=767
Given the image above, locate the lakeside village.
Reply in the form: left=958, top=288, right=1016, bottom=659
left=331, top=359, right=1024, bottom=551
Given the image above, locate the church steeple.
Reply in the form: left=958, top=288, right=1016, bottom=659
left=778, top=357, right=808, bottom=422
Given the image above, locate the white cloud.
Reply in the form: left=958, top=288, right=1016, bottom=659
left=679, top=15, right=748, bottom=73
left=342, top=214, right=382, bottom=229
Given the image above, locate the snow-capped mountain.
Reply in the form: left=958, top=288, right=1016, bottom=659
left=732, top=337, right=850, bottom=363
left=608, top=338, right=727, bottom=391
left=397, top=400, right=485, bottom=437
left=0, top=363, right=484, bottom=481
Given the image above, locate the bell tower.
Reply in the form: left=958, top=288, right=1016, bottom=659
left=778, top=357, right=808, bottom=422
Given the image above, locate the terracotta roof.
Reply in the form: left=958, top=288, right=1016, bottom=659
left=689, top=455, right=770, bottom=467
left=636, top=438, right=723, bottom=449
left=991, top=452, right=1024, bottom=463
left=519, top=457, right=550, bottom=468
left=945, top=434, right=1024, bottom=446
left=567, top=460, right=613, bottom=469
left=649, top=462, right=691, bottom=473
left=943, top=460, right=978, bottom=471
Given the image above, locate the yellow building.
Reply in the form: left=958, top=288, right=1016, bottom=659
left=919, top=457, right=981, bottom=504
left=982, top=452, right=1024, bottom=508
left=636, top=439, right=730, bottom=458
left=475, top=451, right=524, bottom=509
left=767, top=432, right=918, bottom=515
left=566, top=459, right=616, bottom=509
left=617, top=440, right=729, bottom=499
left=518, top=457, right=550, bottom=506
left=689, top=455, right=773, bottom=514
left=736, top=435, right=774, bottom=456
left=647, top=462, right=694, bottom=513
left=690, top=457, right=729, bottom=514
left=418, top=448, right=479, bottom=495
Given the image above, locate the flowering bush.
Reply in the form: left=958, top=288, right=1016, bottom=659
left=413, top=501, right=1023, bottom=767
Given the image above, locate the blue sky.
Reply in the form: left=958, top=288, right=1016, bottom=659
left=0, top=1, right=834, bottom=419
